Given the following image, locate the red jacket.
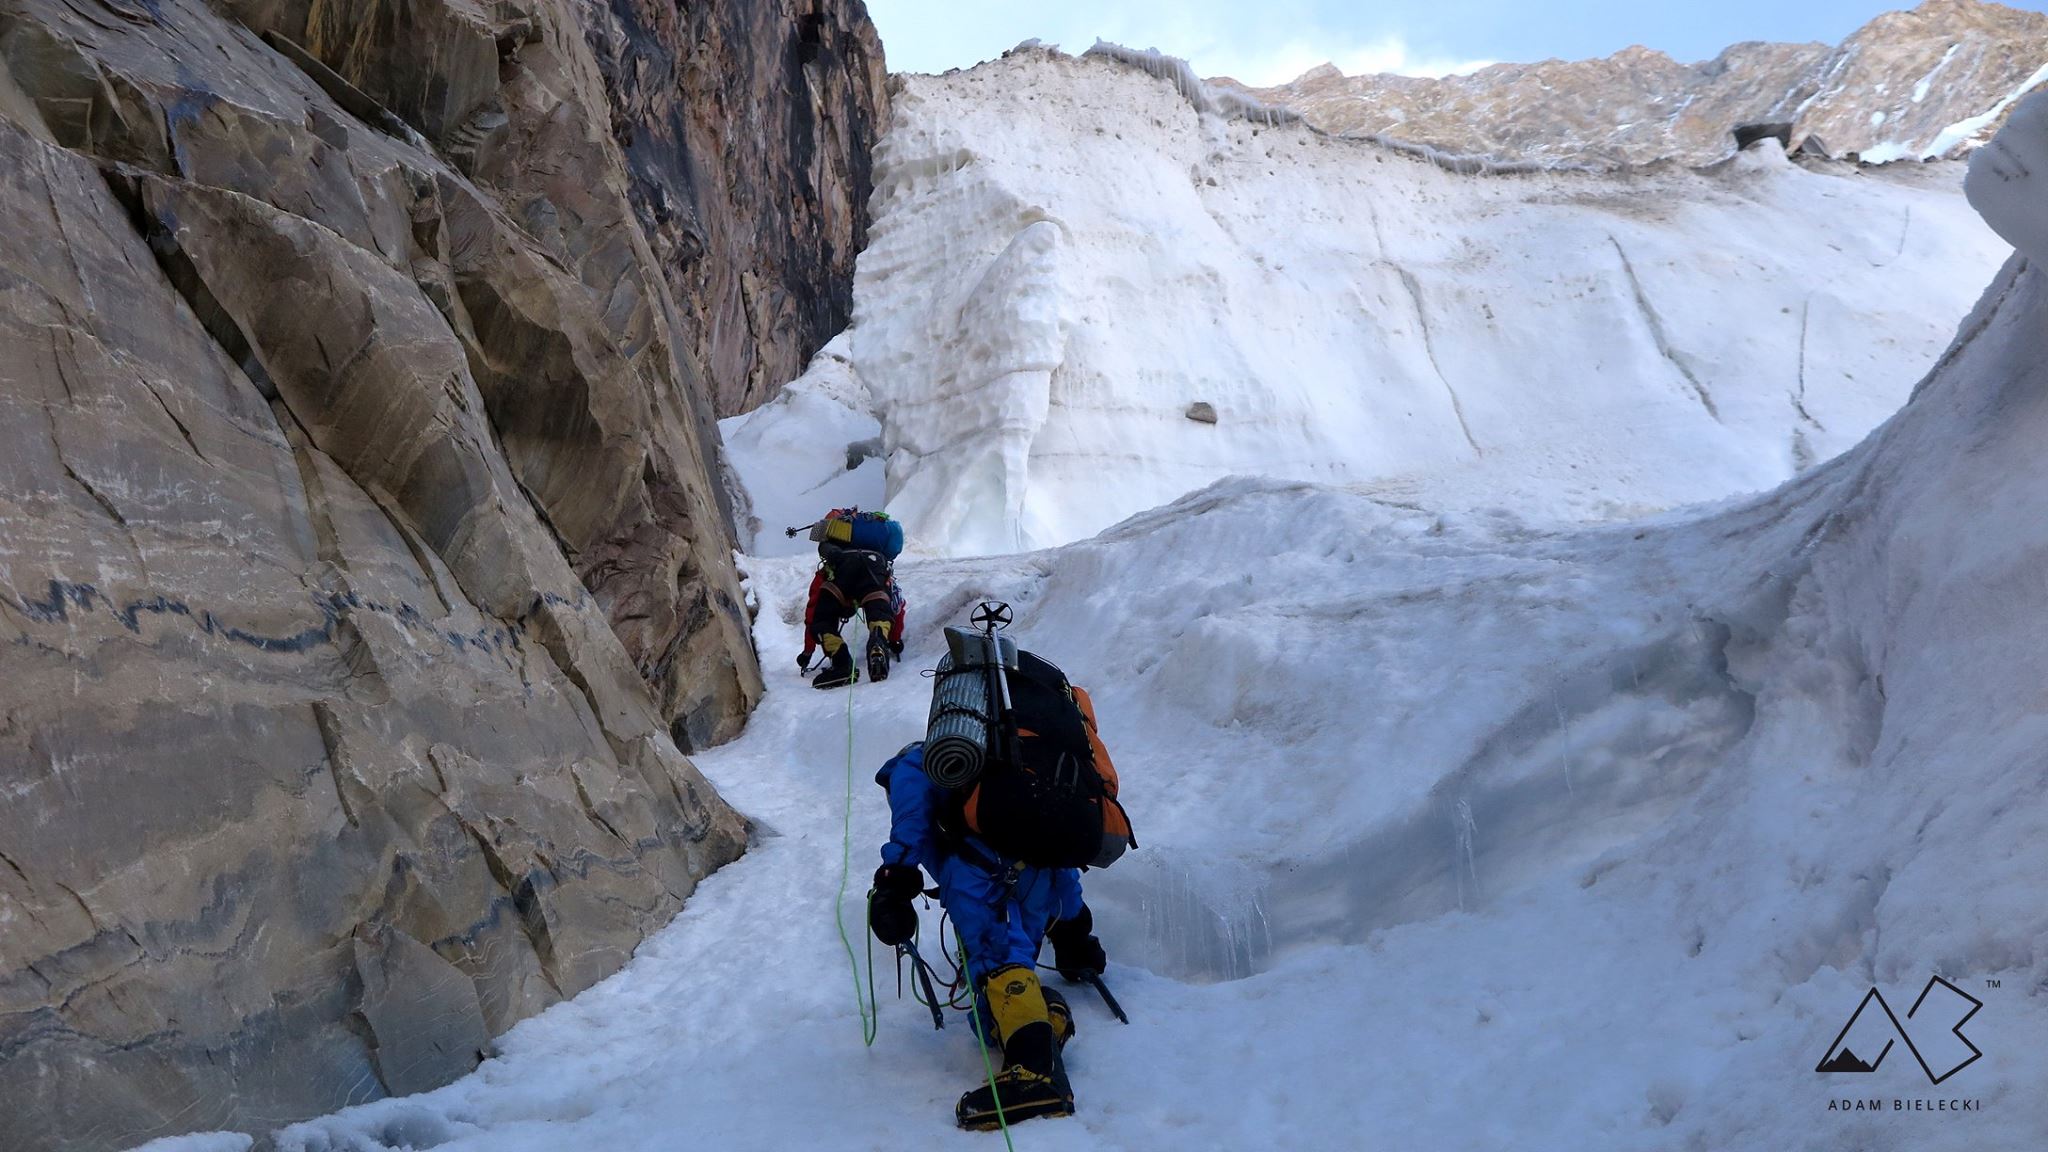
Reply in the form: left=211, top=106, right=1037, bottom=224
left=802, top=567, right=906, bottom=658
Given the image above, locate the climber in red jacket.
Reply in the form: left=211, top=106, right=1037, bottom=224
left=799, top=550, right=907, bottom=688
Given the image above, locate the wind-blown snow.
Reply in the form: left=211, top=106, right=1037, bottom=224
left=734, top=48, right=2009, bottom=558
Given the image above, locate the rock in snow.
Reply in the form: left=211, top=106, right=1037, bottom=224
left=1733, top=121, right=1796, bottom=151
left=0, top=0, right=884, bottom=1147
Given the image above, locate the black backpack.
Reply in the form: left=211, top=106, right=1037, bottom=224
left=945, top=651, right=1135, bottom=870
left=820, top=544, right=892, bottom=604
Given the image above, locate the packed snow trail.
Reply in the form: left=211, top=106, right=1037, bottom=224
left=266, top=466, right=2047, bottom=1149
left=257, top=552, right=1297, bottom=1152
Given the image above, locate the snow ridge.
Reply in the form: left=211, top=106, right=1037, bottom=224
left=1079, top=40, right=1595, bottom=177
left=1079, top=41, right=1301, bottom=127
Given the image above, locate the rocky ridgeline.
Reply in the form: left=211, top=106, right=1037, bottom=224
left=1223, top=0, right=2048, bottom=165
left=0, top=1, right=883, bottom=1148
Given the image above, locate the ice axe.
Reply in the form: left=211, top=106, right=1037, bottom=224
left=1081, top=972, right=1129, bottom=1025
left=897, top=943, right=947, bottom=1031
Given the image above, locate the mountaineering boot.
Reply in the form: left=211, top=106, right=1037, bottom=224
left=812, top=635, right=856, bottom=690
left=865, top=621, right=893, bottom=684
left=957, top=965, right=1075, bottom=1130
left=1043, top=986, right=1075, bottom=1048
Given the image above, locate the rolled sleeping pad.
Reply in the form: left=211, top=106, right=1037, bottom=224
left=922, top=628, right=1017, bottom=789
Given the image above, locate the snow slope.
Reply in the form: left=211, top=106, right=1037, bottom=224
left=243, top=93, right=2048, bottom=1152
left=718, top=333, right=886, bottom=557
left=724, top=47, right=2012, bottom=557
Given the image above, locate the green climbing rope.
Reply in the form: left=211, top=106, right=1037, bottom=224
left=834, top=673, right=878, bottom=1047
left=834, top=666, right=1015, bottom=1148
left=961, top=938, right=1019, bottom=1151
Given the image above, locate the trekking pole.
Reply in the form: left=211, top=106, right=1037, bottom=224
left=969, top=602, right=1023, bottom=765
left=783, top=521, right=819, bottom=539
left=1083, top=973, right=1130, bottom=1024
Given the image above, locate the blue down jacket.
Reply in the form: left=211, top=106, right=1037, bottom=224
left=876, top=742, right=1084, bottom=986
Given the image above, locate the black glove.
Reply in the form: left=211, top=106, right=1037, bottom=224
left=797, top=652, right=814, bottom=675
left=868, top=863, right=922, bottom=946
left=1045, top=904, right=1106, bottom=980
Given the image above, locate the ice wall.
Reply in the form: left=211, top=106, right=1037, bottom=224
left=764, top=47, right=2012, bottom=557
left=718, top=335, right=886, bottom=557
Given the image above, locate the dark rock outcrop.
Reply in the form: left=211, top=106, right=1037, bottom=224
left=0, top=0, right=885, bottom=1147
left=585, top=1, right=889, bottom=417
left=1793, top=133, right=1834, bottom=159
left=1733, top=121, right=1794, bottom=151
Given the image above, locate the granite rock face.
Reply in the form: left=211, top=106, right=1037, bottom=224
left=0, top=0, right=882, bottom=1147
left=586, top=0, right=888, bottom=417
left=1227, top=0, right=2048, bottom=166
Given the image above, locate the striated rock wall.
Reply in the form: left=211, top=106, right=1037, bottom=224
left=586, top=0, right=888, bottom=417
left=1226, top=0, right=2048, bottom=166
left=0, top=0, right=883, bottom=1148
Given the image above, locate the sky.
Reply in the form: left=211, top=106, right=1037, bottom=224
left=865, top=0, right=2048, bottom=85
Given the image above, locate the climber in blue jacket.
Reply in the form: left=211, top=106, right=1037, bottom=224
left=867, top=741, right=1110, bottom=1129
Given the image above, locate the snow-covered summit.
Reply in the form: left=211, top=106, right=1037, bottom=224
left=725, top=46, right=2009, bottom=558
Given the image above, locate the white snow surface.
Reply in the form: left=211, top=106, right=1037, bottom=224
left=718, top=333, right=887, bottom=557
left=193, top=72, right=2048, bottom=1152
left=265, top=143, right=2048, bottom=1149
left=724, top=48, right=2010, bottom=558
